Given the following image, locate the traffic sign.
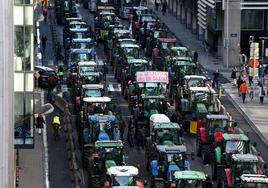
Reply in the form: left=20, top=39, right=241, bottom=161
left=250, top=42, right=259, bottom=59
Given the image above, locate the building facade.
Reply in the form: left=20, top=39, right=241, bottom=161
left=166, top=0, right=268, bottom=67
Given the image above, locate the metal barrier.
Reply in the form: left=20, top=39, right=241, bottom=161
left=54, top=96, right=82, bottom=187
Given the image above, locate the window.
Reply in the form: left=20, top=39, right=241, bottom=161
left=14, top=73, right=24, bottom=92
left=241, top=10, right=264, bottom=30
left=14, top=6, right=24, bottom=25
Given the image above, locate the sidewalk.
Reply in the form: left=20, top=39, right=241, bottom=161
left=147, top=0, right=268, bottom=146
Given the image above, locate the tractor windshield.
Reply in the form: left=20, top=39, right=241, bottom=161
left=176, top=179, right=203, bottom=188
left=73, top=32, right=88, bottom=39
left=234, top=162, right=257, bottom=177
left=187, top=78, right=205, bottom=88
left=130, top=64, right=147, bottom=76
left=113, top=176, right=135, bottom=186
left=208, top=119, right=228, bottom=135
left=225, top=140, right=247, bottom=154
left=84, top=75, right=100, bottom=84
left=71, top=53, right=92, bottom=63
left=192, top=91, right=208, bottom=103
left=156, top=129, right=180, bottom=145
left=123, top=47, right=139, bottom=57
left=84, top=89, right=102, bottom=97
left=79, top=66, right=96, bottom=73
left=99, top=147, right=122, bottom=164
left=245, top=182, right=268, bottom=188
left=178, top=64, right=195, bottom=76
left=73, top=42, right=94, bottom=49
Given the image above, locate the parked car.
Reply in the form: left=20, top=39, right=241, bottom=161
left=35, top=66, right=58, bottom=88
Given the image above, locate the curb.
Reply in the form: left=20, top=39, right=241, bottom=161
left=224, top=86, right=268, bottom=148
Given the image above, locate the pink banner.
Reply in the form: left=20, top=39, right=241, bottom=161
left=136, top=71, right=169, bottom=83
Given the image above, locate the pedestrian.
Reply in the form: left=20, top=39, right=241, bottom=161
left=58, top=66, right=64, bottom=83
left=249, top=87, right=253, bottom=101
left=42, top=6, right=48, bottom=22
left=259, top=84, right=265, bottom=104
left=52, top=113, right=61, bottom=140
left=41, top=34, right=47, bottom=52
left=240, top=81, right=248, bottom=103
left=136, top=126, right=145, bottom=150
left=213, top=69, right=220, bottom=89
left=155, top=0, right=160, bottom=11
left=231, top=66, right=237, bottom=85
left=35, top=113, right=45, bottom=135
left=193, top=51, right=198, bottom=64
left=128, top=119, right=135, bottom=147
left=162, top=0, right=167, bottom=15
left=237, top=76, right=243, bottom=96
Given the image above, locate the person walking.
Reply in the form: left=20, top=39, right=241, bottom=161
left=41, top=34, right=47, bottom=52
left=237, top=76, right=243, bottom=97
left=58, top=66, right=64, bottom=83
left=259, top=84, right=265, bottom=104
left=162, top=0, right=167, bottom=16
left=155, top=0, right=160, bottom=11
left=52, top=113, right=61, bottom=140
left=193, top=51, right=198, bottom=64
left=231, top=66, right=237, bottom=85
left=240, top=81, right=248, bottom=103
left=213, top=69, right=220, bottom=89
left=36, top=113, right=45, bottom=135
left=42, top=6, right=48, bottom=22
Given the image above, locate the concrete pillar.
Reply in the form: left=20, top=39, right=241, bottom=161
left=192, top=14, right=197, bottom=34
left=0, top=0, right=14, bottom=187
left=198, top=26, right=204, bottom=40
left=177, top=1, right=181, bottom=18
left=223, top=0, right=241, bottom=68
left=218, top=35, right=223, bottom=56
left=186, top=8, right=191, bottom=28
left=181, top=4, right=186, bottom=24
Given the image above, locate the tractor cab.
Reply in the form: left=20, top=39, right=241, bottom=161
left=67, top=48, right=96, bottom=70
left=151, top=122, right=183, bottom=145
left=182, top=75, right=207, bottom=98
left=108, top=24, right=124, bottom=36
left=65, top=17, right=83, bottom=25
left=150, top=144, right=190, bottom=186
left=220, top=154, right=260, bottom=187
left=173, top=171, right=211, bottom=188
left=141, top=94, right=167, bottom=118
left=79, top=72, right=104, bottom=85
left=240, top=174, right=268, bottom=188
left=78, top=61, right=98, bottom=75
left=106, top=166, right=144, bottom=187
left=95, top=12, right=116, bottom=40
left=138, top=14, right=155, bottom=29
left=131, top=6, right=150, bottom=21
left=157, top=37, right=176, bottom=56
left=170, top=46, right=191, bottom=59
left=72, top=38, right=95, bottom=49
left=69, top=21, right=88, bottom=29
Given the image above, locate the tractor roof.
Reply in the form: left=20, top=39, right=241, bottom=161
left=99, top=11, right=115, bottom=15
left=78, top=61, right=96, bottom=66
left=174, top=171, right=206, bottom=180
left=120, top=43, right=139, bottom=48
left=95, top=140, right=123, bottom=148
left=70, top=28, right=88, bottom=33
left=97, top=6, right=115, bottom=10
left=79, top=72, right=100, bottom=77
left=153, top=122, right=181, bottom=130
left=184, top=75, right=206, bottom=80
left=83, top=96, right=111, bottom=103
left=206, top=114, right=228, bottom=120
left=241, top=174, right=268, bottom=183
left=231, top=154, right=258, bottom=162
left=73, top=38, right=93, bottom=43
left=171, top=46, right=188, bottom=51
left=70, top=48, right=92, bottom=54
left=88, top=115, right=116, bottom=123
left=127, top=59, right=148, bottom=64
left=150, top=114, right=170, bottom=123
left=223, top=133, right=249, bottom=142
left=172, top=56, right=192, bottom=61
left=69, top=21, right=87, bottom=25
left=114, top=29, right=130, bottom=34
left=118, top=38, right=136, bottom=43
left=66, top=17, right=82, bottom=21
left=82, top=84, right=104, bottom=89
left=141, top=94, right=165, bottom=99
left=133, top=6, right=148, bottom=10
left=156, top=145, right=186, bottom=153
left=189, top=87, right=210, bottom=92
left=158, top=38, right=176, bottom=43
left=107, top=166, right=139, bottom=176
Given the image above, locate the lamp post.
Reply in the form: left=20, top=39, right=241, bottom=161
left=259, top=37, right=268, bottom=85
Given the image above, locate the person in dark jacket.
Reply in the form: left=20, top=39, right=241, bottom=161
left=237, top=76, right=243, bottom=96
left=162, top=0, right=167, bottom=15
left=36, top=113, right=45, bottom=135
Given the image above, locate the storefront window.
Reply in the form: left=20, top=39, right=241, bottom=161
left=241, top=10, right=264, bottom=30
left=14, top=73, right=24, bottom=92
left=24, top=26, right=33, bottom=71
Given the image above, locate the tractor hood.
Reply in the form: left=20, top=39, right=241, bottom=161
left=174, top=170, right=207, bottom=180
left=156, top=145, right=186, bottom=154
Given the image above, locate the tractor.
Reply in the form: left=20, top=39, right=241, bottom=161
left=87, top=140, right=127, bottom=187
left=104, top=166, right=146, bottom=187
left=240, top=174, right=268, bottom=187
left=145, top=120, right=183, bottom=170
left=181, top=75, right=207, bottom=99
left=196, top=114, right=231, bottom=164
left=95, top=11, right=116, bottom=41
left=149, top=144, right=192, bottom=188
left=121, top=58, right=148, bottom=100
left=66, top=49, right=96, bottom=70
left=211, top=133, right=252, bottom=180
left=217, top=153, right=265, bottom=188
left=172, top=170, right=212, bottom=188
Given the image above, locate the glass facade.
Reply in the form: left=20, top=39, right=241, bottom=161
left=241, top=10, right=264, bottom=30
left=14, top=1, right=34, bottom=148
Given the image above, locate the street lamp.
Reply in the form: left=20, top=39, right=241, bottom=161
left=259, top=36, right=268, bottom=85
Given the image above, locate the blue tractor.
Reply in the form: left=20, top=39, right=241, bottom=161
left=149, top=144, right=192, bottom=188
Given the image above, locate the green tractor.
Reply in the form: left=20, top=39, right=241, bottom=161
left=196, top=114, right=233, bottom=164
left=181, top=75, right=207, bottom=99
left=87, top=140, right=127, bottom=188
left=172, top=171, right=212, bottom=188
left=211, top=133, right=252, bottom=180
left=95, top=12, right=116, bottom=41
left=240, top=174, right=268, bottom=187
left=217, top=153, right=265, bottom=188
left=114, top=43, right=140, bottom=81
left=145, top=120, right=183, bottom=170
left=121, top=58, right=148, bottom=100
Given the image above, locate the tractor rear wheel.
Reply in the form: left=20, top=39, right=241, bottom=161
left=201, top=145, right=211, bottom=164
left=90, top=177, right=100, bottom=188
left=153, top=180, right=165, bottom=188
left=196, top=135, right=202, bottom=156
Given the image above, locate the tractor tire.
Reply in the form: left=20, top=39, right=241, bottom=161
left=90, top=177, right=100, bottom=188
left=153, top=180, right=165, bottom=188
left=196, top=135, right=202, bottom=157
left=201, top=146, right=211, bottom=164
